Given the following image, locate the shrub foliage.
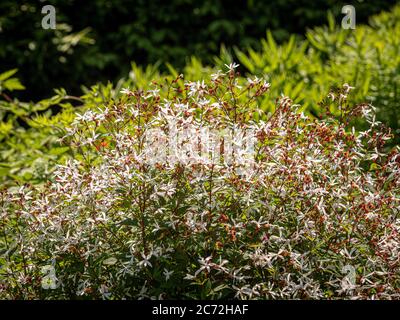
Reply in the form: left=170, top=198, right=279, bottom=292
left=1, top=67, right=399, bottom=299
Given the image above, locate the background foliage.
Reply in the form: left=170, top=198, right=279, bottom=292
left=0, top=0, right=397, bottom=100
left=235, top=5, right=400, bottom=139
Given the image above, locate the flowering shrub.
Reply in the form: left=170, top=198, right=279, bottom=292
left=1, top=65, right=399, bottom=299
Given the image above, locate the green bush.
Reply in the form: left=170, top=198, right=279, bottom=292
left=1, top=67, right=399, bottom=299
left=1, top=1, right=400, bottom=302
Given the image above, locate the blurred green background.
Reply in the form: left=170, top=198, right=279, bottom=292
left=1, top=0, right=398, bottom=100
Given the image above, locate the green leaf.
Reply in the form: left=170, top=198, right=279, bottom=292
left=49, top=147, right=70, bottom=156
left=103, top=257, right=118, bottom=266
left=165, top=62, right=178, bottom=78
left=369, top=163, right=381, bottom=171
left=212, top=284, right=228, bottom=292
left=234, top=48, right=255, bottom=73
left=3, top=78, right=25, bottom=91
left=119, top=218, right=138, bottom=226
left=327, top=11, right=336, bottom=32
left=0, top=69, right=18, bottom=81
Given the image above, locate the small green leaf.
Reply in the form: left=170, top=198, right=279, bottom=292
left=49, top=147, right=70, bottom=156
left=3, top=78, right=25, bottom=91
left=103, top=257, right=118, bottom=266
left=369, top=163, right=381, bottom=171
left=0, top=69, right=18, bottom=81
left=119, top=218, right=138, bottom=226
